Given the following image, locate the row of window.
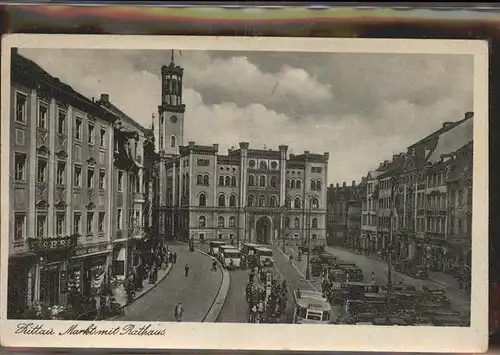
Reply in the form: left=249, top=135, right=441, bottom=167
left=249, top=174, right=277, bottom=188
left=427, top=217, right=446, bottom=234
left=14, top=153, right=140, bottom=193
left=14, top=207, right=143, bottom=241
left=197, top=216, right=320, bottom=229
left=14, top=211, right=106, bottom=240
left=197, top=192, right=321, bottom=209
left=15, top=93, right=109, bottom=148
left=249, top=160, right=278, bottom=170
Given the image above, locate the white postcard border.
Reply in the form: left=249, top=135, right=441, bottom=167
left=0, top=34, right=489, bottom=352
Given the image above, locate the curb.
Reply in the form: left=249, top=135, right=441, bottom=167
left=194, top=248, right=231, bottom=323
left=108, top=263, right=173, bottom=320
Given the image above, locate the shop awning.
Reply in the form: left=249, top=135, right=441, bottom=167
left=70, top=250, right=110, bottom=260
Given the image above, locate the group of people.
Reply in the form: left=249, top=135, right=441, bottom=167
left=245, top=269, right=288, bottom=323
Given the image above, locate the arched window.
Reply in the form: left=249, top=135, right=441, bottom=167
left=248, top=175, right=255, bottom=186
left=312, top=218, right=318, bottom=229
left=271, top=161, right=278, bottom=169
left=196, top=174, right=203, bottom=185
left=218, top=176, right=224, bottom=186
left=225, top=176, right=231, bottom=186
left=310, top=180, right=316, bottom=191
left=270, top=195, right=278, bottom=207
left=170, top=135, right=176, bottom=148
left=258, top=195, right=266, bottom=207
left=312, top=234, right=317, bottom=239
left=285, top=197, right=291, bottom=208
left=249, top=160, right=256, bottom=168
left=294, top=217, right=300, bottom=228
left=260, top=161, right=267, bottom=170
left=291, top=180, right=296, bottom=189
left=259, top=175, right=266, bottom=187
left=229, top=195, right=237, bottom=207
left=199, top=216, right=206, bottom=228
left=218, top=216, right=225, bottom=228
left=203, top=174, right=209, bottom=186
left=229, top=217, right=236, bottom=228
left=199, top=193, right=207, bottom=206
left=218, top=194, right=226, bottom=207
left=312, top=198, right=319, bottom=209
left=284, top=217, right=290, bottom=228
left=231, top=176, right=237, bottom=186
left=270, top=176, right=277, bottom=187
left=294, top=197, right=301, bottom=209
left=248, top=194, right=255, bottom=207
left=296, top=180, right=302, bottom=189
left=316, top=181, right=322, bottom=191
left=286, top=179, right=290, bottom=188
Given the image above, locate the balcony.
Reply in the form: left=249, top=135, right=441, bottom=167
left=28, top=234, right=78, bottom=253
left=134, top=192, right=146, bottom=203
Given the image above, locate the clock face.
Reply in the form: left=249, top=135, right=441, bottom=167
left=170, top=115, right=178, bottom=123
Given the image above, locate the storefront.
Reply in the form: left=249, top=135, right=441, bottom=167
left=7, top=255, right=36, bottom=319
left=112, top=243, right=127, bottom=280
left=69, top=244, right=110, bottom=299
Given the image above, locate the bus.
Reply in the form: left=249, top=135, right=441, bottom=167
left=254, top=246, right=274, bottom=267
left=220, top=248, right=241, bottom=269
left=209, top=241, right=226, bottom=256
left=241, top=243, right=260, bottom=257
left=292, top=289, right=332, bottom=324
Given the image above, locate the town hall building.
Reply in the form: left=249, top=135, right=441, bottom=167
left=153, top=53, right=329, bottom=246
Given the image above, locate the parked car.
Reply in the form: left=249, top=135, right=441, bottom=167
left=312, top=245, right=325, bottom=254
left=422, top=286, right=451, bottom=306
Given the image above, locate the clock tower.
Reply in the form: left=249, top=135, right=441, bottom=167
left=155, top=50, right=185, bottom=156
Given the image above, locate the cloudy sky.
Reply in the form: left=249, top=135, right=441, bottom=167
left=18, top=48, right=473, bottom=184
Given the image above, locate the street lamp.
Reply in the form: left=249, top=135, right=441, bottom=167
left=305, top=197, right=312, bottom=280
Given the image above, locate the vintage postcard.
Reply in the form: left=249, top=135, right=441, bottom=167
left=0, top=34, right=488, bottom=352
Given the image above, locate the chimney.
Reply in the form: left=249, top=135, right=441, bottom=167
left=336, top=183, right=339, bottom=188
left=324, top=152, right=329, bottom=160
left=213, top=143, right=219, bottom=151
left=352, top=180, right=355, bottom=187
left=442, top=121, right=454, bottom=129
left=342, top=182, right=346, bottom=188
left=100, top=93, right=110, bottom=103
left=188, top=141, right=195, bottom=148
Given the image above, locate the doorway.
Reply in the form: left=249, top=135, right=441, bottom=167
left=256, top=217, right=272, bottom=244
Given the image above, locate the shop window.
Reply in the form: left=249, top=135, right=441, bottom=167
left=40, top=268, right=60, bottom=306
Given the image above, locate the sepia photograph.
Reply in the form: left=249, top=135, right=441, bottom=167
left=0, top=35, right=488, bottom=352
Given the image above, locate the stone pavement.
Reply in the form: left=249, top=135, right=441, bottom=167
left=117, top=242, right=223, bottom=322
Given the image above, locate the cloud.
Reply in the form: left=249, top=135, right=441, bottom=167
left=17, top=48, right=473, bottom=184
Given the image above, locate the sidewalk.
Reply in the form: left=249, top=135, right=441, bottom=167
left=117, top=243, right=223, bottom=322
left=113, top=263, right=173, bottom=307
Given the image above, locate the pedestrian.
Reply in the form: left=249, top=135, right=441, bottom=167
left=371, top=272, right=375, bottom=284
left=185, top=264, right=190, bottom=277
left=211, top=260, right=218, bottom=272
left=174, top=252, right=177, bottom=264
left=174, top=301, right=184, bottom=322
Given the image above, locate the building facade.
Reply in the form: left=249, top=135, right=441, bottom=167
left=96, top=93, right=148, bottom=281
left=153, top=55, right=328, bottom=247
left=327, top=181, right=354, bottom=247
left=8, top=50, right=149, bottom=318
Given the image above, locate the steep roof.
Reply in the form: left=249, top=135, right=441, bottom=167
left=428, top=117, right=473, bottom=164
left=12, top=51, right=117, bottom=123
left=446, top=141, right=473, bottom=183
